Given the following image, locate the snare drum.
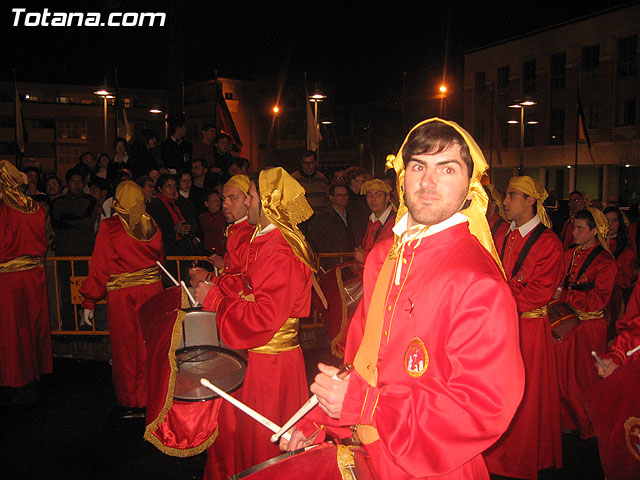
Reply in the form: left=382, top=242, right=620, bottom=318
left=175, top=307, right=247, bottom=402
left=548, top=302, right=580, bottom=343
left=230, top=443, right=362, bottom=480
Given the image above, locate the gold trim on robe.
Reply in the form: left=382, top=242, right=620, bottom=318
left=249, top=317, right=300, bottom=354
left=0, top=255, right=44, bottom=273
left=106, top=265, right=161, bottom=291
left=520, top=306, right=548, bottom=318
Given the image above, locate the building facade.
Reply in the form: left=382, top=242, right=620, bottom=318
left=464, top=4, right=640, bottom=204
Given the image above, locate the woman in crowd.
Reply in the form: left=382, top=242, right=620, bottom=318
left=45, top=175, right=64, bottom=202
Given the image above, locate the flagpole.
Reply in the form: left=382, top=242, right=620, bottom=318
left=574, top=88, right=580, bottom=189
left=488, top=82, right=494, bottom=182
left=13, top=69, right=25, bottom=170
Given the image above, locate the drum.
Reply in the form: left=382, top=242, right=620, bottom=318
left=174, top=307, right=247, bottom=402
left=229, top=443, right=364, bottom=480
left=548, top=302, right=580, bottom=343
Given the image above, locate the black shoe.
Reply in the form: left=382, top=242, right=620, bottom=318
left=120, top=406, right=146, bottom=419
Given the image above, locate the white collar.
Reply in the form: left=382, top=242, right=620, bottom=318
left=392, top=212, right=467, bottom=241
left=370, top=204, right=392, bottom=224
left=255, top=223, right=277, bottom=237
left=509, top=214, right=540, bottom=237
left=234, top=215, right=248, bottom=225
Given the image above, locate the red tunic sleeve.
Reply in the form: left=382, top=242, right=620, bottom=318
left=214, top=230, right=311, bottom=350
left=614, top=245, right=636, bottom=290
left=79, top=217, right=115, bottom=309
left=606, top=275, right=640, bottom=366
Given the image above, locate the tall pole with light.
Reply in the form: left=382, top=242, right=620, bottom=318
left=439, top=85, right=447, bottom=118
left=309, top=88, right=326, bottom=159
left=94, top=88, right=113, bottom=152
left=273, top=105, right=280, bottom=145
left=508, top=98, right=537, bottom=174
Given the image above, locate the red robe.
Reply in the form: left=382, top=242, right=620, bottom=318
left=484, top=221, right=563, bottom=478
left=556, top=244, right=617, bottom=437
left=203, top=227, right=310, bottom=477
left=360, top=209, right=395, bottom=263
left=216, top=218, right=254, bottom=296
left=0, top=201, right=52, bottom=387
left=605, top=271, right=640, bottom=366
left=80, top=216, right=164, bottom=407
left=488, top=213, right=509, bottom=241
left=299, top=219, right=524, bottom=480
left=199, top=210, right=227, bottom=255
left=560, top=217, right=575, bottom=249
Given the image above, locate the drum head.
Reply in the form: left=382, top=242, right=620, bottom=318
left=174, top=346, right=246, bottom=402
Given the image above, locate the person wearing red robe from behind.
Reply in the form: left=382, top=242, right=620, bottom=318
left=80, top=181, right=164, bottom=417
left=484, top=176, right=563, bottom=479
left=485, top=183, right=509, bottom=241
left=196, top=168, right=312, bottom=477
left=554, top=207, right=616, bottom=438
left=281, top=119, right=524, bottom=480
left=0, top=161, right=52, bottom=406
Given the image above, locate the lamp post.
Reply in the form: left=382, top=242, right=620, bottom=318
left=94, top=88, right=112, bottom=152
left=273, top=106, right=280, bottom=145
left=309, top=88, right=326, bottom=159
left=508, top=99, right=537, bottom=174
left=439, top=85, right=447, bottom=118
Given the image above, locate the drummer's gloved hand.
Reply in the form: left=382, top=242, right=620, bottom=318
left=81, top=308, right=94, bottom=327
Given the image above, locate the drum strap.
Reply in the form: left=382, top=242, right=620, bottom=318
left=563, top=245, right=604, bottom=290
left=499, top=223, right=547, bottom=279
left=490, top=217, right=506, bottom=237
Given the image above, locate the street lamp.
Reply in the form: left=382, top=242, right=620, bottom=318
left=94, top=88, right=113, bottom=152
left=437, top=85, right=448, bottom=118
left=273, top=105, right=280, bottom=145
left=508, top=98, right=537, bottom=173
left=308, top=88, right=326, bottom=158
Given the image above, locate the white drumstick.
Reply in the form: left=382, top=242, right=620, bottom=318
left=181, top=280, right=198, bottom=307
left=156, top=261, right=179, bottom=286
left=270, top=363, right=353, bottom=443
left=627, top=344, right=640, bottom=356
left=591, top=351, right=606, bottom=369
left=200, top=378, right=291, bottom=442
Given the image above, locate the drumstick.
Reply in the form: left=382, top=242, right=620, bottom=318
left=627, top=344, right=640, bottom=356
left=269, top=363, right=353, bottom=443
left=200, top=378, right=291, bottom=442
left=181, top=280, right=198, bottom=307
left=591, top=351, right=606, bottom=370
left=156, top=261, right=179, bottom=286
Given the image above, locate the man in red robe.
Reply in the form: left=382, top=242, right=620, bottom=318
left=560, top=191, right=587, bottom=249
left=353, top=179, right=395, bottom=264
left=485, top=183, right=509, bottom=240
left=282, top=119, right=525, bottom=480
left=0, top=161, right=52, bottom=406
left=196, top=168, right=313, bottom=477
left=484, top=176, right=563, bottom=479
left=80, top=181, right=164, bottom=417
left=555, top=207, right=617, bottom=437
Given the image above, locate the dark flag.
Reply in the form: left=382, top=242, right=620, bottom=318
left=490, top=82, right=503, bottom=166
left=213, top=80, right=242, bottom=147
left=577, top=92, right=596, bottom=166
left=114, top=70, right=131, bottom=141
left=13, top=72, right=28, bottom=155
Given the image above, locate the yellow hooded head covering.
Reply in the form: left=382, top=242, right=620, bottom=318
left=584, top=207, right=609, bottom=252
left=114, top=180, right=158, bottom=241
left=385, top=118, right=504, bottom=274
left=485, top=184, right=507, bottom=220
left=360, top=179, right=392, bottom=195
left=257, top=167, right=317, bottom=272
left=225, top=174, right=250, bottom=195
left=0, top=161, right=38, bottom=214
left=507, top=176, right=552, bottom=228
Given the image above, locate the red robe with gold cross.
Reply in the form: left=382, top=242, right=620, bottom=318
left=484, top=221, right=563, bottom=479
left=203, top=227, right=310, bottom=478
left=0, top=201, right=52, bottom=387
left=299, top=219, right=524, bottom=480
left=80, top=216, right=164, bottom=407
left=556, top=244, right=616, bottom=437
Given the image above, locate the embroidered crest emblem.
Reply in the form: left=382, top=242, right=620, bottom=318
left=624, top=416, right=640, bottom=462
left=404, top=337, right=428, bottom=377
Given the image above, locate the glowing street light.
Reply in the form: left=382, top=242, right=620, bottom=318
left=439, top=85, right=447, bottom=93
left=273, top=106, right=279, bottom=114
left=508, top=98, right=537, bottom=173
left=94, top=87, right=113, bottom=152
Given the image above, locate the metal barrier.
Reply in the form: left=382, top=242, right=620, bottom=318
left=46, top=253, right=356, bottom=335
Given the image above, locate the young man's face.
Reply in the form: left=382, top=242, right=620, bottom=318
left=192, top=161, right=206, bottom=179
left=68, top=174, right=85, bottom=195
left=572, top=218, right=597, bottom=246
left=89, top=185, right=106, bottom=204
left=366, top=190, right=390, bottom=218
left=301, top=155, right=316, bottom=176
left=244, top=181, right=261, bottom=226
left=503, top=187, right=535, bottom=225
left=46, top=178, right=61, bottom=196
left=569, top=193, right=584, bottom=214
left=403, top=144, right=470, bottom=228
left=222, top=185, right=247, bottom=223
left=202, top=127, right=216, bottom=143
left=216, top=137, right=231, bottom=155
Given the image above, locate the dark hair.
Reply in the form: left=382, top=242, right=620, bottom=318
left=32, top=193, right=49, bottom=206
left=201, top=123, right=215, bottom=132
left=329, top=183, right=349, bottom=196
left=401, top=122, right=473, bottom=178
left=65, top=167, right=82, bottom=183
left=249, top=171, right=261, bottom=200
left=78, top=151, right=96, bottom=163
left=574, top=209, right=596, bottom=230
left=45, top=175, right=63, bottom=190
left=167, top=114, right=186, bottom=136
left=136, top=175, right=153, bottom=188
left=603, top=206, right=628, bottom=258
left=139, top=129, right=158, bottom=146
left=343, top=166, right=368, bottom=188
left=89, top=177, right=111, bottom=196
left=112, top=137, right=127, bottom=150
left=214, top=133, right=232, bottom=144
left=74, top=162, right=91, bottom=179
left=97, top=152, right=110, bottom=165
left=302, top=150, right=317, bottom=162
left=569, top=191, right=583, bottom=199
left=229, top=157, right=250, bottom=171
left=156, top=173, right=176, bottom=190
left=192, top=158, right=207, bottom=169
left=23, top=166, right=40, bottom=176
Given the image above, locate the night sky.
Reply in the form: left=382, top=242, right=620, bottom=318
left=5, top=0, right=636, bottom=104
